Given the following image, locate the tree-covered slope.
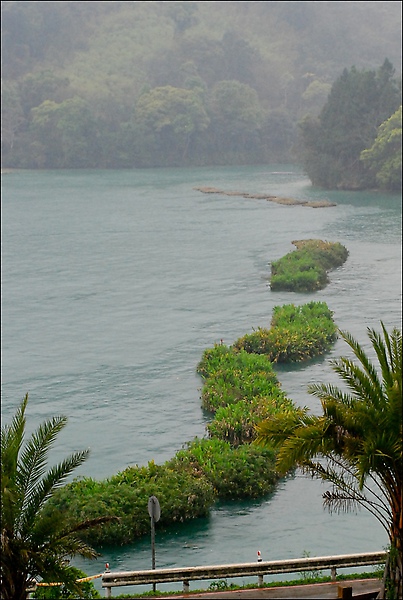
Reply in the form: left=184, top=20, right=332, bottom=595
left=1, top=1, right=401, bottom=174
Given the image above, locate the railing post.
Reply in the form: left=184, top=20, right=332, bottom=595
left=331, top=566, right=337, bottom=581
left=183, top=579, right=190, bottom=593
left=103, top=563, right=112, bottom=597
left=257, top=550, right=263, bottom=586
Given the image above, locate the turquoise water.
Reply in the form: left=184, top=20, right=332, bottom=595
left=1, top=165, right=401, bottom=592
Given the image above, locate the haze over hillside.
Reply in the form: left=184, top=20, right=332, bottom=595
left=1, top=1, right=402, bottom=169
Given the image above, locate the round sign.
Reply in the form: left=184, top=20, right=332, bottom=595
left=147, top=495, right=161, bottom=522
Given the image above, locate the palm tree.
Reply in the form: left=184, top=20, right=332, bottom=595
left=1, top=394, right=117, bottom=600
left=255, top=323, right=402, bottom=599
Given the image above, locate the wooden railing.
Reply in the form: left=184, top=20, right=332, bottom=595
left=101, top=550, right=386, bottom=597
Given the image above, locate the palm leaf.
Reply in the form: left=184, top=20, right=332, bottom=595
left=17, top=416, right=68, bottom=523
left=256, top=322, right=402, bottom=554
left=20, top=449, right=90, bottom=535
left=1, top=394, right=115, bottom=600
left=337, top=329, right=384, bottom=400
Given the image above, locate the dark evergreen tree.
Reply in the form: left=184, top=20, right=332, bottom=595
left=298, top=60, right=401, bottom=189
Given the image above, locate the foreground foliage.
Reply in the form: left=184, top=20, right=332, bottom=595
left=32, top=567, right=100, bottom=599
left=255, top=323, right=402, bottom=600
left=0, top=395, right=116, bottom=600
left=270, top=240, right=349, bottom=292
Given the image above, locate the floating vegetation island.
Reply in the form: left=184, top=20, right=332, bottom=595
left=270, top=239, right=349, bottom=292
left=47, top=302, right=337, bottom=547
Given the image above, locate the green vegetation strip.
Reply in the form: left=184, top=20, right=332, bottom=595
left=270, top=239, right=348, bottom=292
left=48, top=302, right=337, bottom=548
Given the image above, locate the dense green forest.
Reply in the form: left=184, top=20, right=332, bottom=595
left=298, top=60, right=401, bottom=190
left=1, top=1, right=402, bottom=189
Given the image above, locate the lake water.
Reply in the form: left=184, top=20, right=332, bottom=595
left=1, top=165, right=401, bottom=593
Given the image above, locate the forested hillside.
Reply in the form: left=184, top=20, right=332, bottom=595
left=1, top=1, right=402, bottom=178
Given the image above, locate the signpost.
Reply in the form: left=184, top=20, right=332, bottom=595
left=147, top=496, right=161, bottom=592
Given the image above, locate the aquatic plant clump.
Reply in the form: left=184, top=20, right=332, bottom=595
left=47, top=301, right=337, bottom=548
left=233, top=301, right=337, bottom=362
left=197, top=346, right=284, bottom=412
left=168, top=438, right=279, bottom=498
left=207, top=396, right=295, bottom=446
left=47, top=460, right=215, bottom=547
left=270, top=239, right=349, bottom=292
left=198, top=301, right=336, bottom=446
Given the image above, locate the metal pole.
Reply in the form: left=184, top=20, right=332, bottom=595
left=151, top=515, right=156, bottom=592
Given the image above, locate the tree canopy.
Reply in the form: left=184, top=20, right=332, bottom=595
left=360, top=105, right=402, bottom=191
left=297, top=60, right=401, bottom=189
left=1, top=1, right=401, bottom=176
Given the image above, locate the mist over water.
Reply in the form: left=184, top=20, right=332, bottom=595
left=2, top=166, right=401, bottom=590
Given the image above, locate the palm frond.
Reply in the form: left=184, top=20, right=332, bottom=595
left=370, top=324, right=402, bottom=385
left=62, top=515, right=121, bottom=536
left=337, top=329, right=384, bottom=399
left=308, top=382, right=354, bottom=407
left=1, top=394, right=29, bottom=528
left=18, top=416, right=68, bottom=514
left=1, top=394, right=28, bottom=479
left=20, top=449, right=90, bottom=534
left=330, top=356, right=384, bottom=408
left=254, top=408, right=310, bottom=448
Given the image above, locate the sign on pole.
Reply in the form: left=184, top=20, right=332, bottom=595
left=148, top=495, right=161, bottom=523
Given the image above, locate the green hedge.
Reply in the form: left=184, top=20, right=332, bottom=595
left=270, top=240, right=348, bottom=292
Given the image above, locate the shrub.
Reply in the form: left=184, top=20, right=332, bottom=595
left=48, top=301, right=338, bottom=548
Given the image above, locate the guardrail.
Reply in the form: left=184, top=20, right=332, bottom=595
left=101, top=550, right=386, bottom=597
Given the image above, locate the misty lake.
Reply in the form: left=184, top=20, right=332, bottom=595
left=1, top=165, right=401, bottom=593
